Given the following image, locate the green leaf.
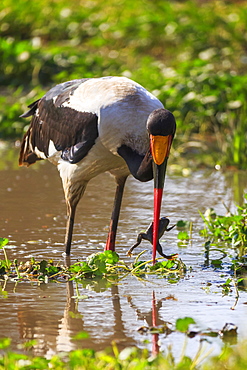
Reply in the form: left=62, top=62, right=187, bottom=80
left=69, top=261, right=92, bottom=275
left=86, top=252, right=102, bottom=267
left=72, top=331, right=90, bottom=340
left=71, top=295, right=89, bottom=300
left=177, top=220, right=190, bottom=229
left=0, top=238, right=8, bottom=248
left=161, top=260, right=175, bottom=269
left=0, top=337, right=11, bottom=349
left=223, top=278, right=232, bottom=286
left=176, top=317, right=196, bottom=332
left=19, top=339, right=37, bottom=349
left=87, top=251, right=119, bottom=268
left=46, top=265, right=59, bottom=275
left=176, top=356, right=193, bottom=368
left=39, top=260, right=47, bottom=273
left=101, top=250, right=119, bottom=265
left=133, top=261, right=147, bottom=270
left=177, top=231, right=190, bottom=240
left=211, top=259, right=223, bottom=268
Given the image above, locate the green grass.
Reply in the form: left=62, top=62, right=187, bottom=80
left=0, top=0, right=247, bottom=168
left=200, top=193, right=247, bottom=259
left=199, top=193, right=247, bottom=305
left=0, top=336, right=247, bottom=370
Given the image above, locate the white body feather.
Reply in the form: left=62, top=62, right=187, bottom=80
left=49, top=77, right=163, bottom=189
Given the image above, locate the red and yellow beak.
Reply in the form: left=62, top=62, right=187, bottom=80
left=150, top=134, right=174, bottom=265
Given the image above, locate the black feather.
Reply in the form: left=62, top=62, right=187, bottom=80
left=19, top=78, right=99, bottom=165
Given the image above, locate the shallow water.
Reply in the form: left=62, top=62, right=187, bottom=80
left=0, top=145, right=247, bottom=359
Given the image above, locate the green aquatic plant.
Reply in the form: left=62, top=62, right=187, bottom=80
left=200, top=194, right=247, bottom=258
left=0, top=322, right=242, bottom=370
left=0, top=238, right=11, bottom=272
left=0, top=245, right=186, bottom=284
left=199, top=196, right=247, bottom=307
left=176, top=220, right=192, bottom=249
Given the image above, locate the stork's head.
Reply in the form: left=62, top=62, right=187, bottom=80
left=146, top=108, right=176, bottom=264
left=147, top=108, right=176, bottom=164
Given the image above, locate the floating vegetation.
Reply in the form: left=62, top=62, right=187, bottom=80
left=0, top=238, right=186, bottom=285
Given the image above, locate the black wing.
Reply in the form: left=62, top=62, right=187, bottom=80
left=19, top=79, right=99, bottom=166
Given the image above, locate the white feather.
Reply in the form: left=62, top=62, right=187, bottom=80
left=48, top=140, right=58, bottom=157
left=34, top=146, right=46, bottom=159
left=61, top=77, right=163, bottom=155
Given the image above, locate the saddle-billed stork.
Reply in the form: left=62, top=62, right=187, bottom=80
left=19, top=76, right=176, bottom=263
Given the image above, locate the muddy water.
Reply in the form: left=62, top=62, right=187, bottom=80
left=0, top=145, right=247, bottom=359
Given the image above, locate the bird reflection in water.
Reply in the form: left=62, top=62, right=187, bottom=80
left=127, top=291, right=174, bottom=357
left=16, top=279, right=174, bottom=357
